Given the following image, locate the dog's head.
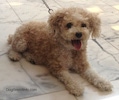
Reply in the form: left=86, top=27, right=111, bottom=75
left=48, top=7, right=101, bottom=51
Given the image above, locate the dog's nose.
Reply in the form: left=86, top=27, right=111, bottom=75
left=75, top=32, right=82, bottom=38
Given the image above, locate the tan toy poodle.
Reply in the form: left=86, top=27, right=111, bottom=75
left=7, top=7, right=112, bottom=96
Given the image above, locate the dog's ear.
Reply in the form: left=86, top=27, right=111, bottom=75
left=48, top=12, right=65, bottom=32
left=89, top=13, right=101, bottom=38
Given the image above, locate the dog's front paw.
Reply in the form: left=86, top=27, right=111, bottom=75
left=96, top=80, right=113, bottom=91
left=8, top=50, right=22, bottom=61
left=66, top=82, right=84, bottom=96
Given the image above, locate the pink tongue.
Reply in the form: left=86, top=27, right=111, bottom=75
left=72, top=40, right=81, bottom=50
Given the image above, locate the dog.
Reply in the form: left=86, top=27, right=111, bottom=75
left=7, top=7, right=112, bottom=96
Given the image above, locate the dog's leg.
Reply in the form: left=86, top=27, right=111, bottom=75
left=23, top=52, right=36, bottom=64
left=8, top=49, right=22, bottom=61
left=50, top=70, right=84, bottom=96
left=8, top=37, right=27, bottom=61
left=72, top=51, right=112, bottom=91
left=81, top=67, right=112, bottom=91
left=12, top=38, right=27, bottom=52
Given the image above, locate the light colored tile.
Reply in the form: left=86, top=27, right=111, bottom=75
left=100, top=13, right=119, bottom=24
left=90, top=56, right=119, bottom=81
left=59, top=0, right=105, bottom=5
left=114, top=54, right=119, bottom=63
left=77, top=80, right=119, bottom=100
left=101, top=95, right=119, bottom=100
left=7, top=0, right=42, bottom=4
left=20, top=59, right=65, bottom=93
left=7, top=0, right=49, bottom=21
left=87, top=39, right=119, bottom=81
left=9, top=2, right=23, bottom=6
left=100, top=24, right=115, bottom=38
left=111, top=25, right=119, bottom=31
left=0, top=23, right=21, bottom=55
left=100, top=5, right=119, bottom=14
left=113, top=5, right=119, bottom=10
left=0, top=0, right=8, bottom=4
left=0, top=55, right=43, bottom=100
left=0, top=1, right=22, bottom=55
left=94, top=38, right=119, bottom=54
left=0, top=3, right=20, bottom=22
left=87, top=40, right=109, bottom=61
left=104, top=35, right=119, bottom=50
left=86, top=6, right=103, bottom=13
left=101, top=0, right=119, bottom=5
left=21, top=90, right=76, bottom=100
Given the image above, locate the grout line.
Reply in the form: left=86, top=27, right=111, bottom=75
left=0, top=21, right=21, bottom=24
left=92, top=39, right=119, bottom=64
left=6, top=0, right=23, bottom=23
left=18, top=61, right=71, bottom=99
left=104, top=37, right=119, bottom=51
left=18, top=93, right=44, bottom=100
left=18, top=90, right=72, bottom=100
left=19, top=61, right=45, bottom=92
left=0, top=52, right=7, bottom=57
left=53, top=0, right=62, bottom=7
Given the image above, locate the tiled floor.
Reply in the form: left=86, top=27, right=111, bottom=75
left=0, top=0, right=119, bottom=100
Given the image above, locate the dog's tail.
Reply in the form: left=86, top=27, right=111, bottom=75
left=7, top=34, right=13, bottom=45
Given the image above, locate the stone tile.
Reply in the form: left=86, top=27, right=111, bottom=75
left=86, top=6, right=103, bottom=13
left=89, top=56, right=119, bottom=81
left=59, top=0, right=105, bottom=5
left=101, top=96, right=119, bottom=100
left=77, top=80, right=119, bottom=100
left=114, top=54, right=119, bottom=62
left=0, top=0, right=8, bottom=4
left=95, top=38, right=119, bottom=54
left=0, top=0, right=21, bottom=55
left=7, top=0, right=49, bottom=22
left=111, top=25, right=119, bottom=31
left=0, top=23, right=20, bottom=55
left=9, top=2, right=23, bottom=6
left=104, top=35, right=119, bottom=50
left=87, top=40, right=119, bottom=81
left=113, top=5, right=119, bottom=10
left=87, top=40, right=109, bottom=61
left=0, top=55, right=43, bottom=100
left=100, top=5, right=119, bottom=14
left=20, top=59, right=65, bottom=94
left=101, top=0, right=119, bottom=5
left=87, top=39, right=118, bottom=60
left=52, top=0, right=106, bottom=10
left=100, top=24, right=115, bottom=38
left=20, top=90, right=76, bottom=100
left=0, top=3, right=20, bottom=23
left=100, top=13, right=119, bottom=24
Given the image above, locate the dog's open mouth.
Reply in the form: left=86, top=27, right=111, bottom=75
left=71, top=40, right=81, bottom=50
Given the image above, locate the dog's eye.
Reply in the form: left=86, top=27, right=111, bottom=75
left=66, top=23, right=73, bottom=29
left=81, top=23, right=86, bottom=27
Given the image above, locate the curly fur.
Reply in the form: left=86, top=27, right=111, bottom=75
left=7, top=7, right=112, bottom=96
